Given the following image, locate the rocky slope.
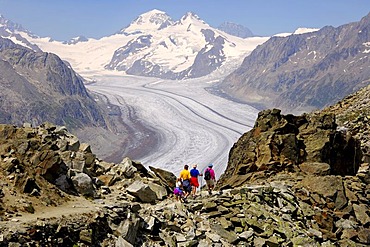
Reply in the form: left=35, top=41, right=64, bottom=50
left=0, top=37, right=105, bottom=129
left=219, top=12, right=370, bottom=113
left=0, top=110, right=369, bottom=246
left=215, top=108, right=370, bottom=245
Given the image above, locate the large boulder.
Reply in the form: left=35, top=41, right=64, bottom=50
left=71, top=172, right=95, bottom=197
left=126, top=180, right=158, bottom=203
left=218, top=109, right=362, bottom=189
left=149, top=166, right=177, bottom=192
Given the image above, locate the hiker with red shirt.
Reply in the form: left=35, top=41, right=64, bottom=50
left=204, top=164, right=216, bottom=195
left=190, top=164, right=202, bottom=197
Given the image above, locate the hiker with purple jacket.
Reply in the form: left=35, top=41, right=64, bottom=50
left=204, top=163, right=216, bottom=195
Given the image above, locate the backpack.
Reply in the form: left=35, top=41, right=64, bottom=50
left=204, top=169, right=211, bottom=180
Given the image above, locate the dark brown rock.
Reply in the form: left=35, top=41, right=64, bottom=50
left=217, top=109, right=362, bottom=189
left=299, top=162, right=330, bottom=175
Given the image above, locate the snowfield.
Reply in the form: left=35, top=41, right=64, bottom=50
left=86, top=74, right=259, bottom=177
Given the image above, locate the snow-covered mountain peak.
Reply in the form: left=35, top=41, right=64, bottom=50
left=0, top=14, right=41, bottom=51
left=178, top=12, right=207, bottom=26
left=121, top=9, right=174, bottom=34
left=0, top=14, right=26, bottom=32
left=8, top=9, right=269, bottom=80
left=182, top=12, right=200, bottom=20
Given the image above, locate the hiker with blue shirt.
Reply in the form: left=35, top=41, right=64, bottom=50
left=190, top=164, right=202, bottom=197
left=204, top=164, right=216, bottom=195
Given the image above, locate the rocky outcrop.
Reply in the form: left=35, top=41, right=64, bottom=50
left=218, top=109, right=362, bottom=189
left=0, top=123, right=171, bottom=216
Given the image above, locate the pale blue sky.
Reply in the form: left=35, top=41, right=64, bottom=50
left=1, top=0, right=369, bottom=41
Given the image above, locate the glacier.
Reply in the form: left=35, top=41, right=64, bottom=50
left=86, top=74, right=259, bottom=177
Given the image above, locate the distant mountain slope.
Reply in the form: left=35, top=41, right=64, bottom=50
left=217, top=22, right=254, bottom=38
left=0, top=37, right=110, bottom=129
left=3, top=10, right=269, bottom=79
left=220, top=12, right=370, bottom=113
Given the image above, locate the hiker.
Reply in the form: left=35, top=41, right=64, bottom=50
left=174, top=178, right=186, bottom=202
left=179, top=164, right=191, bottom=198
left=204, top=163, right=216, bottom=195
left=190, top=164, right=202, bottom=197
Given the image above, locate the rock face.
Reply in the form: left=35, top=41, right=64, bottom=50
left=220, top=12, right=370, bottom=113
left=218, top=109, right=362, bottom=189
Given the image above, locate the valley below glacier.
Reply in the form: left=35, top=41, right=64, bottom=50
left=86, top=74, right=259, bottom=176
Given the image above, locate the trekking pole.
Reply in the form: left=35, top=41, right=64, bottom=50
left=200, top=175, right=203, bottom=197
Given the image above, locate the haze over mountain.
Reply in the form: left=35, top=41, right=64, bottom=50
left=217, top=22, right=254, bottom=38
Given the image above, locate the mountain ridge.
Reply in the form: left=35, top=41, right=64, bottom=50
left=0, top=10, right=268, bottom=80
left=219, top=12, right=370, bottom=113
